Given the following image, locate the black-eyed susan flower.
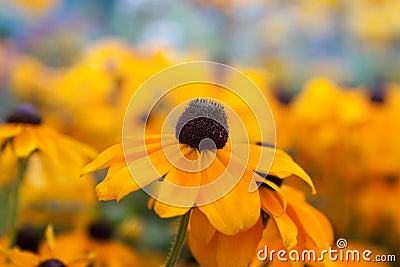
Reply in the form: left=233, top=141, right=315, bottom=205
left=49, top=219, right=142, bottom=267
left=1, top=226, right=93, bottom=267
left=0, top=225, right=41, bottom=264
left=0, top=104, right=96, bottom=164
left=83, top=97, right=317, bottom=266
left=83, top=98, right=314, bottom=236
left=0, top=104, right=97, bottom=247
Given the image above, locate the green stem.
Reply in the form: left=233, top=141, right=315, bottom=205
left=8, top=158, right=28, bottom=249
left=165, top=210, right=191, bottom=267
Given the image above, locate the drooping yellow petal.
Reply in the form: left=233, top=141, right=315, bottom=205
left=240, top=144, right=316, bottom=194
left=188, top=231, right=218, bottom=267
left=261, top=178, right=287, bottom=214
left=56, top=134, right=97, bottom=166
left=270, top=211, right=298, bottom=249
left=33, top=126, right=58, bottom=160
left=269, top=151, right=315, bottom=194
left=153, top=200, right=191, bottom=218
left=198, top=156, right=260, bottom=235
left=216, top=218, right=263, bottom=267
left=0, top=124, right=22, bottom=139
left=95, top=167, right=141, bottom=201
left=13, top=126, right=37, bottom=158
left=81, top=144, right=122, bottom=175
left=259, top=186, right=285, bottom=217
left=58, top=132, right=98, bottom=159
left=284, top=186, right=333, bottom=250
left=190, top=208, right=216, bottom=243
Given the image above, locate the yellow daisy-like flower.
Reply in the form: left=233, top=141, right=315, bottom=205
left=1, top=226, right=92, bottom=267
left=0, top=104, right=96, bottom=185
left=0, top=104, right=97, bottom=232
left=83, top=98, right=315, bottom=237
left=49, top=219, right=142, bottom=267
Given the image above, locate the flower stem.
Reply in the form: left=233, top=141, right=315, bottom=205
left=8, top=158, right=28, bottom=249
left=165, top=210, right=191, bottom=267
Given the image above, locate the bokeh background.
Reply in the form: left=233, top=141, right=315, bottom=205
left=0, top=0, right=399, bottom=266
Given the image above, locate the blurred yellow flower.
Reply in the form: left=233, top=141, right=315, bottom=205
left=1, top=225, right=92, bottom=267
left=0, top=104, right=95, bottom=160
left=50, top=219, right=142, bottom=267
left=0, top=104, right=97, bottom=228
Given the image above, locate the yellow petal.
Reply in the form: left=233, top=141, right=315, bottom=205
left=0, top=124, right=22, bottom=139
left=244, top=145, right=316, bottom=194
left=81, top=144, right=122, bottom=175
left=269, top=150, right=315, bottom=194
left=153, top=151, right=201, bottom=212
left=32, top=127, right=58, bottom=159
left=56, top=133, right=97, bottom=165
left=95, top=167, right=141, bottom=201
left=13, top=127, right=37, bottom=158
left=261, top=178, right=287, bottom=214
left=45, top=224, right=56, bottom=250
left=284, top=186, right=333, bottom=250
left=198, top=157, right=260, bottom=235
left=259, top=186, right=285, bottom=217
left=271, top=211, right=298, bottom=249
left=188, top=231, right=218, bottom=267
left=127, top=144, right=175, bottom=186
left=57, top=131, right=98, bottom=159
left=190, top=208, right=216, bottom=243
left=153, top=200, right=191, bottom=218
left=4, top=248, right=39, bottom=266
left=216, top=218, right=263, bottom=267
left=123, top=137, right=176, bottom=163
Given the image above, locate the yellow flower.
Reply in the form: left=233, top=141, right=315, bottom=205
left=0, top=104, right=96, bottom=184
left=83, top=98, right=315, bottom=236
left=49, top=40, right=171, bottom=150
left=1, top=226, right=92, bottom=267
left=354, top=176, right=400, bottom=238
left=0, top=104, right=97, bottom=228
left=0, top=225, right=42, bottom=263
left=49, top=219, right=142, bottom=267
left=9, top=56, right=54, bottom=104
